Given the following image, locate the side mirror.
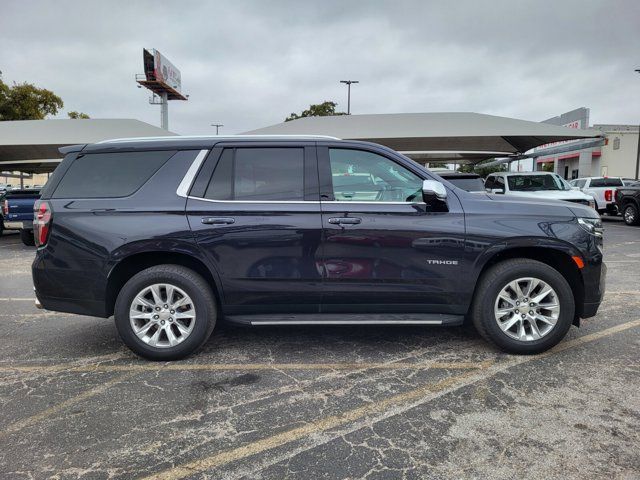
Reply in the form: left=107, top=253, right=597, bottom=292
left=571, top=186, right=580, bottom=191
left=422, top=179, right=447, bottom=201
left=489, top=188, right=504, bottom=194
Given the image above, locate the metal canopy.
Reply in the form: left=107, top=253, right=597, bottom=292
left=244, top=112, right=602, bottom=163
left=0, top=119, right=176, bottom=173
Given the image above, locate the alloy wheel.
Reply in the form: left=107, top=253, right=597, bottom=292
left=494, top=277, right=560, bottom=342
left=129, top=283, right=196, bottom=348
left=624, top=206, right=636, bottom=224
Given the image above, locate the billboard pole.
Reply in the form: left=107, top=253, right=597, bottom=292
left=160, top=92, right=169, bottom=130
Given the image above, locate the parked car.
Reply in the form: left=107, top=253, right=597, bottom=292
left=0, top=192, right=8, bottom=235
left=32, top=137, right=605, bottom=360
left=2, top=189, right=41, bottom=245
left=569, top=177, right=623, bottom=215
left=485, top=171, right=596, bottom=208
left=435, top=171, right=485, bottom=192
left=615, top=182, right=640, bottom=226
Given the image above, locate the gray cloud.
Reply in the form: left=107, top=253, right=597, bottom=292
left=1, top=0, right=639, bottom=135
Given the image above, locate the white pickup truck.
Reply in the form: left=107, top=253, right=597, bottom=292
left=569, top=177, right=623, bottom=215
left=484, top=172, right=596, bottom=209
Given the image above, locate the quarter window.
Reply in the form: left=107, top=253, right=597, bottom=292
left=328, top=149, right=422, bottom=202
left=204, top=148, right=305, bottom=201
left=52, top=150, right=175, bottom=198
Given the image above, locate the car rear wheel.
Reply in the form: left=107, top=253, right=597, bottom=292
left=471, top=259, right=574, bottom=354
left=623, top=203, right=640, bottom=226
left=114, top=265, right=217, bottom=360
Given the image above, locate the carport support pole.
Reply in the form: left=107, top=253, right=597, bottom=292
left=635, top=122, right=640, bottom=180
left=160, top=92, right=169, bottom=130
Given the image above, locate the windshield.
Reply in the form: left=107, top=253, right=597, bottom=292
left=445, top=177, right=486, bottom=192
left=507, top=174, right=568, bottom=191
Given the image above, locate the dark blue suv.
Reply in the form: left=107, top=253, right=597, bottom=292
left=32, top=136, right=606, bottom=360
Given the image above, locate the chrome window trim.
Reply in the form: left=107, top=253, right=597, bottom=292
left=185, top=196, right=425, bottom=206
left=178, top=148, right=427, bottom=205
left=176, top=149, right=209, bottom=198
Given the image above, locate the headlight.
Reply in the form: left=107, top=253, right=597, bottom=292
left=577, top=217, right=603, bottom=237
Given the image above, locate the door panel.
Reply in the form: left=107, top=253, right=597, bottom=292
left=187, top=200, right=323, bottom=311
left=186, top=145, right=323, bottom=313
left=318, top=146, right=466, bottom=313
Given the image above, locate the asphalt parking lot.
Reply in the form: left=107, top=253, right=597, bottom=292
left=0, top=217, right=638, bottom=480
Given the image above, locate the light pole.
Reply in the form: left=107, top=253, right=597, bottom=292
left=340, top=80, right=359, bottom=114
left=635, top=69, right=640, bottom=179
left=211, top=123, right=223, bottom=135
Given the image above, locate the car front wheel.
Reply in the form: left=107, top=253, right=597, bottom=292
left=114, top=265, right=217, bottom=360
left=471, top=259, right=575, bottom=354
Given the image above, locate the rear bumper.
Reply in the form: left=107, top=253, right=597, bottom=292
left=32, top=252, right=109, bottom=318
left=34, top=292, right=108, bottom=317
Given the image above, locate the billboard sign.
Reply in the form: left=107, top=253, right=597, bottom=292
left=142, top=48, right=182, bottom=94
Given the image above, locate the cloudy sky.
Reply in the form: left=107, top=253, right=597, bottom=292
left=1, top=0, right=639, bottom=135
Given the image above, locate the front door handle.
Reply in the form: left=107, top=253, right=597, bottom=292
left=328, top=217, right=362, bottom=225
left=202, top=217, right=235, bottom=225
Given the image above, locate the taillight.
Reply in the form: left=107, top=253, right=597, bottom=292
left=34, top=200, right=52, bottom=247
left=2, top=199, right=7, bottom=216
left=604, top=190, right=612, bottom=202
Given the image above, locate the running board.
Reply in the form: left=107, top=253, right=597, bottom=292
left=224, top=313, right=464, bottom=327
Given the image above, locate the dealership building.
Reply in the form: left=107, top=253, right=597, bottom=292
left=516, top=108, right=639, bottom=180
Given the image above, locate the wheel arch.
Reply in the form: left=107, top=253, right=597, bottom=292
left=105, top=251, right=223, bottom=317
left=469, top=244, right=584, bottom=325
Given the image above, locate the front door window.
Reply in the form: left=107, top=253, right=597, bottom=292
left=328, top=149, right=423, bottom=203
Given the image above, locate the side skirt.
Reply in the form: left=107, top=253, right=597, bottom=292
left=224, top=313, right=464, bottom=327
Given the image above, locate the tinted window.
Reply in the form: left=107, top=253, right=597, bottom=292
left=328, top=149, right=422, bottom=202
left=204, top=148, right=304, bottom=201
left=590, top=177, right=623, bottom=187
left=53, top=151, right=175, bottom=198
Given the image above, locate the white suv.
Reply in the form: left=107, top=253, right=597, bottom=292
left=485, top=172, right=595, bottom=209
left=569, top=177, right=623, bottom=215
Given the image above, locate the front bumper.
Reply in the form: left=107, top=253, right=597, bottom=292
left=3, top=221, right=23, bottom=230
left=580, top=261, right=606, bottom=319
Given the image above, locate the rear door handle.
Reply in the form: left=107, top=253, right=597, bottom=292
left=328, top=217, right=362, bottom=225
left=201, top=217, right=235, bottom=225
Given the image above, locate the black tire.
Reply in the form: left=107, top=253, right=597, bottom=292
left=622, top=203, right=640, bottom=226
left=114, top=265, right=217, bottom=360
left=20, top=229, right=35, bottom=246
left=471, top=259, right=575, bottom=354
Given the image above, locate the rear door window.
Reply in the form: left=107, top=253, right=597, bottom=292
left=52, top=151, right=175, bottom=198
left=204, top=148, right=305, bottom=201
left=589, top=177, right=623, bottom=187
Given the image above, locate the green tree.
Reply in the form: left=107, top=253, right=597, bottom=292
left=285, top=101, right=346, bottom=122
left=67, top=111, right=90, bottom=119
left=0, top=74, right=64, bottom=120
left=458, top=162, right=508, bottom=177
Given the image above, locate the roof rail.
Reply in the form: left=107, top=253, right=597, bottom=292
left=97, top=134, right=341, bottom=144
